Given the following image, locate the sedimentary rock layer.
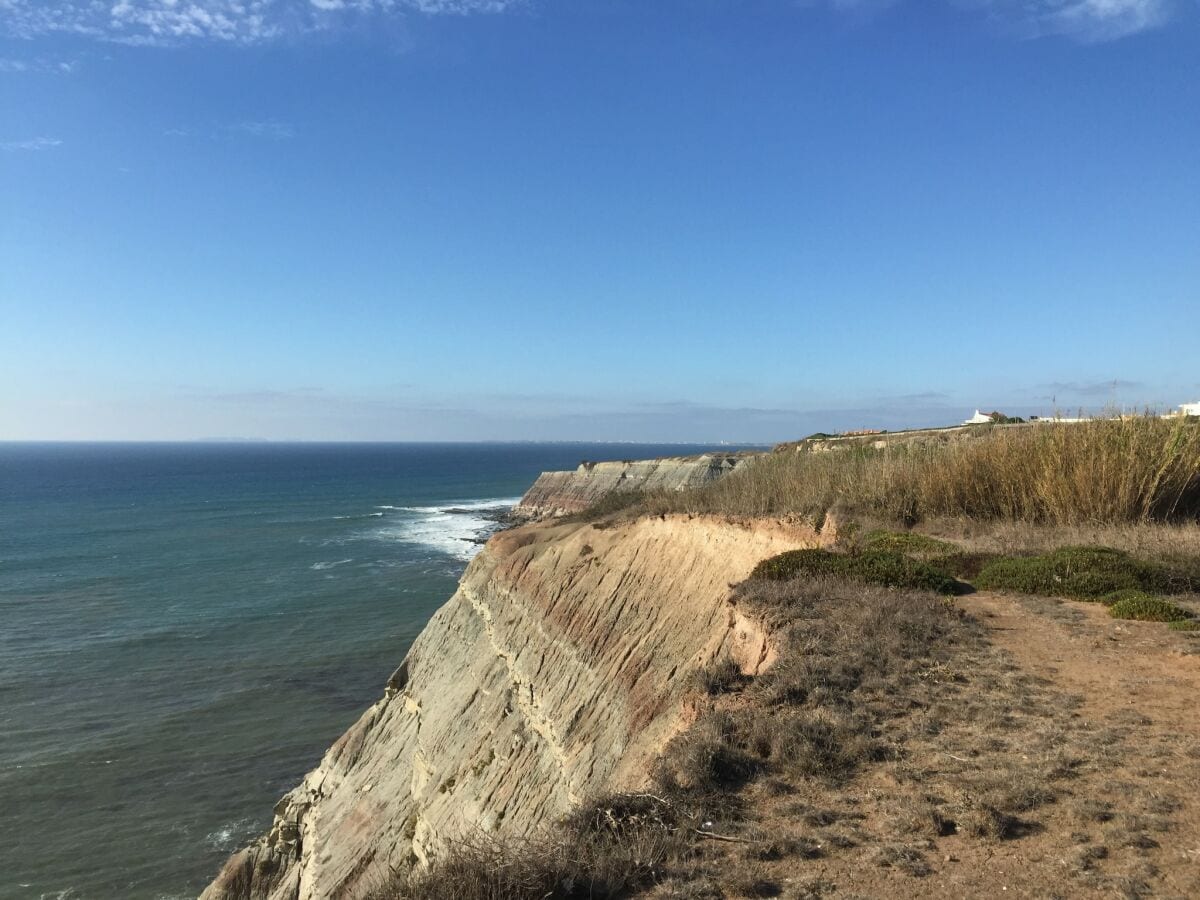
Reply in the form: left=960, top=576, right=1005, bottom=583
left=513, top=454, right=748, bottom=520
left=201, top=515, right=813, bottom=900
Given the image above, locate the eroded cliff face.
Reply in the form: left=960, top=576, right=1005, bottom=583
left=513, top=454, right=749, bottom=520
left=202, top=515, right=814, bottom=900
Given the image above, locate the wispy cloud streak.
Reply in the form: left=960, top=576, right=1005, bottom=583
left=0, top=0, right=521, bottom=46
left=0, top=56, right=79, bottom=73
left=1, top=136, right=62, bottom=151
left=960, top=0, right=1172, bottom=42
left=1, top=0, right=1177, bottom=46
left=231, top=120, right=295, bottom=140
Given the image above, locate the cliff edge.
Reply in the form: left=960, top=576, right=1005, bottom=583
left=513, top=453, right=749, bottom=520
left=202, top=514, right=814, bottom=900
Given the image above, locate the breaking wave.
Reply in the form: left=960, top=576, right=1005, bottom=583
left=370, top=497, right=520, bottom=562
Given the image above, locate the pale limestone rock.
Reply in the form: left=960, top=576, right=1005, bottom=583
left=201, top=515, right=814, bottom=900
left=512, top=454, right=748, bottom=520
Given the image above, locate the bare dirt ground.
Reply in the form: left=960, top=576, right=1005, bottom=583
left=652, top=591, right=1200, bottom=900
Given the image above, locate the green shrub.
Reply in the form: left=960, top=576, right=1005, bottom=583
left=751, top=549, right=843, bottom=581
left=861, top=529, right=958, bottom=560
left=750, top=548, right=959, bottom=595
left=1167, top=620, right=1200, bottom=632
left=858, top=532, right=996, bottom=581
left=850, top=551, right=960, bottom=594
left=1107, top=596, right=1193, bottom=623
left=1101, top=589, right=1159, bottom=606
left=975, top=547, right=1169, bottom=600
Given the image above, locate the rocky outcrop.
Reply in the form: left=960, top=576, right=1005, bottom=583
left=513, top=453, right=750, bottom=520
left=202, top=515, right=815, bottom=900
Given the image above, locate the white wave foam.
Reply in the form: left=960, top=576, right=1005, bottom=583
left=399, top=496, right=522, bottom=514
left=371, top=496, right=520, bottom=562
left=205, top=817, right=258, bottom=852
left=332, top=512, right=384, bottom=520
left=310, top=558, right=354, bottom=571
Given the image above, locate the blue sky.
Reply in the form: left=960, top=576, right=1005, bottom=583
left=2, top=0, right=1198, bottom=442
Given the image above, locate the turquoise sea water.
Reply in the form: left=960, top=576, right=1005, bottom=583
left=0, top=442, right=745, bottom=899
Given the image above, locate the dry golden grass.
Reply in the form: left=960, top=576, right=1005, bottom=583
left=618, top=417, right=1200, bottom=527
left=915, top=515, right=1200, bottom=558
left=366, top=795, right=689, bottom=900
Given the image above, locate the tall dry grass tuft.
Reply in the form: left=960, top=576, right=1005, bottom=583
left=364, top=794, right=685, bottom=900
left=916, top=417, right=1200, bottom=523
left=649, top=417, right=1200, bottom=526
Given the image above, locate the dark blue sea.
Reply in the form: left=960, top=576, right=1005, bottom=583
left=0, top=442, right=748, bottom=899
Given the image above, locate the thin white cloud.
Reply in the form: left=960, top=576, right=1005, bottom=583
left=162, top=121, right=296, bottom=139
left=955, top=0, right=1173, bottom=40
left=1, top=136, right=63, bottom=151
left=1034, top=0, right=1171, bottom=41
left=807, top=0, right=1173, bottom=40
left=0, top=55, right=79, bottom=73
left=232, top=120, right=295, bottom=139
left=0, top=0, right=1175, bottom=46
left=0, top=0, right=521, bottom=46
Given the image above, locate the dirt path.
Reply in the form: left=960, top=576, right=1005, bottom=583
left=944, top=591, right=1200, bottom=899
left=965, top=592, right=1200, bottom=739
left=651, top=591, right=1200, bottom=899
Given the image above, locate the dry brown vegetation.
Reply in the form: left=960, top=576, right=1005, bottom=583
left=368, top=563, right=1199, bottom=899
left=597, top=417, right=1200, bottom=527
left=370, top=416, right=1200, bottom=899
left=365, top=796, right=687, bottom=900
left=640, top=575, right=1200, bottom=898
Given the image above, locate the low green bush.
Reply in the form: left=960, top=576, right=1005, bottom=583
left=1167, top=620, right=1200, bottom=632
left=750, top=548, right=959, bottom=595
left=751, top=549, right=842, bottom=581
left=849, top=551, right=961, bottom=594
left=1107, top=596, right=1193, bottom=623
left=1101, top=589, right=1158, bottom=606
left=861, top=529, right=958, bottom=559
left=975, top=547, right=1169, bottom=600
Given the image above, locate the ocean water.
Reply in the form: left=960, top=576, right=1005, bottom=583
left=0, top=442, right=746, bottom=900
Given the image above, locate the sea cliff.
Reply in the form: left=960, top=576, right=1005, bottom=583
left=512, top=453, right=748, bottom=520
left=201, top=512, right=814, bottom=899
